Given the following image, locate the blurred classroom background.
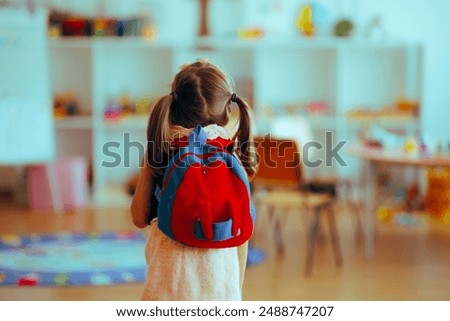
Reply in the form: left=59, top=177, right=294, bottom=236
left=0, top=0, right=449, bottom=300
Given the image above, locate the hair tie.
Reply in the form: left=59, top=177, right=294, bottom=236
left=230, top=93, right=237, bottom=103
left=170, top=92, right=178, bottom=101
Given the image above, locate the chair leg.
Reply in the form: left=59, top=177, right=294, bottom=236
left=326, top=205, right=343, bottom=266
left=273, top=209, right=284, bottom=256
left=267, top=206, right=284, bottom=256
left=316, top=215, right=327, bottom=246
left=304, top=206, right=322, bottom=276
left=349, top=200, right=364, bottom=243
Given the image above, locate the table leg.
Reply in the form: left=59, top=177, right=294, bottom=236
left=364, top=160, right=377, bottom=258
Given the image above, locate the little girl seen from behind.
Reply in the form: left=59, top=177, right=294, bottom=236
left=131, top=59, right=257, bottom=301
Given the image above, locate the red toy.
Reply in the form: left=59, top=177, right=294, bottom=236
left=17, top=274, right=39, bottom=286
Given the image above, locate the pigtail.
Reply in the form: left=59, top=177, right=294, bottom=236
left=233, top=96, right=258, bottom=179
left=147, top=94, right=173, bottom=175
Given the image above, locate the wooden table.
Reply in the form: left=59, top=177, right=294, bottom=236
left=347, top=145, right=450, bottom=258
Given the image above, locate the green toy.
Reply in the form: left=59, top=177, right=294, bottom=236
left=334, top=19, right=353, bottom=37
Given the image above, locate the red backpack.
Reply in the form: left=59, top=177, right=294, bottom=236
left=155, top=125, right=256, bottom=248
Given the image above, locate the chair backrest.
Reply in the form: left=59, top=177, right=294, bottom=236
left=270, top=116, right=315, bottom=182
left=253, top=135, right=302, bottom=190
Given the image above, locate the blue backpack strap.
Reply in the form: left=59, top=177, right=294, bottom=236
left=188, top=124, right=207, bottom=151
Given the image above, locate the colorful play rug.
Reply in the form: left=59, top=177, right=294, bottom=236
left=0, top=231, right=266, bottom=287
left=0, top=231, right=147, bottom=287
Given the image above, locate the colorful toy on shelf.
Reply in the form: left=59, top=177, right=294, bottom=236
left=48, top=25, right=60, bottom=38
left=296, top=4, right=314, bottom=37
left=103, top=93, right=156, bottom=121
left=283, top=103, right=302, bottom=115
left=124, top=17, right=145, bottom=37
left=424, top=168, right=450, bottom=224
left=135, top=95, right=154, bottom=115
left=419, top=138, right=430, bottom=157
left=48, top=9, right=148, bottom=38
left=378, top=99, right=419, bottom=118
left=94, top=18, right=107, bottom=37
left=53, top=92, right=79, bottom=118
left=404, top=137, right=419, bottom=155
left=420, top=136, right=448, bottom=157
left=345, top=107, right=375, bottom=121
left=142, top=23, right=157, bottom=41
left=103, top=104, right=122, bottom=121
left=118, top=94, right=136, bottom=116
left=283, top=101, right=329, bottom=116
left=48, top=10, right=63, bottom=38
left=116, top=20, right=126, bottom=37
left=334, top=19, right=353, bottom=37
left=345, top=98, right=419, bottom=125
left=61, top=17, right=86, bottom=36
left=237, top=27, right=264, bottom=40
left=310, top=2, right=328, bottom=36
left=305, top=100, right=329, bottom=115
left=139, top=10, right=157, bottom=40
left=396, top=98, right=419, bottom=116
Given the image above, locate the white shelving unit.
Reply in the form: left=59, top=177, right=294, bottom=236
left=49, top=37, right=422, bottom=207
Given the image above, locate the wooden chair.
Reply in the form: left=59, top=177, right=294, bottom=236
left=252, top=135, right=343, bottom=275
left=269, top=115, right=363, bottom=242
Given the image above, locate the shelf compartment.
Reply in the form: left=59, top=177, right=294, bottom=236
left=94, top=45, right=174, bottom=114
left=339, top=47, right=410, bottom=112
left=255, top=47, right=337, bottom=113
left=50, top=46, right=93, bottom=115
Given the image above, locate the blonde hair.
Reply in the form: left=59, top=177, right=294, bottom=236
left=147, top=59, right=257, bottom=178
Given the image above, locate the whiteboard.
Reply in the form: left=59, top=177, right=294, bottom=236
left=0, top=7, right=55, bottom=165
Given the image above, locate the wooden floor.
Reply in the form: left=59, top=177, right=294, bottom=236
left=0, top=205, right=449, bottom=301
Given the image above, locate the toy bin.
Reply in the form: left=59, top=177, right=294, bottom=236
left=28, top=157, right=88, bottom=210
left=424, top=168, right=450, bottom=224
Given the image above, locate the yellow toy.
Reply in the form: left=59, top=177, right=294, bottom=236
left=135, top=95, right=154, bottom=115
left=296, top=4, right=314, bottom=37
left=404, top=138, right=418, bottom=154
left=376, top=206, right=394, bottom=223
left=237, top=28, right=264, bottom=40
left=118, top=94, right=135, bottom=116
